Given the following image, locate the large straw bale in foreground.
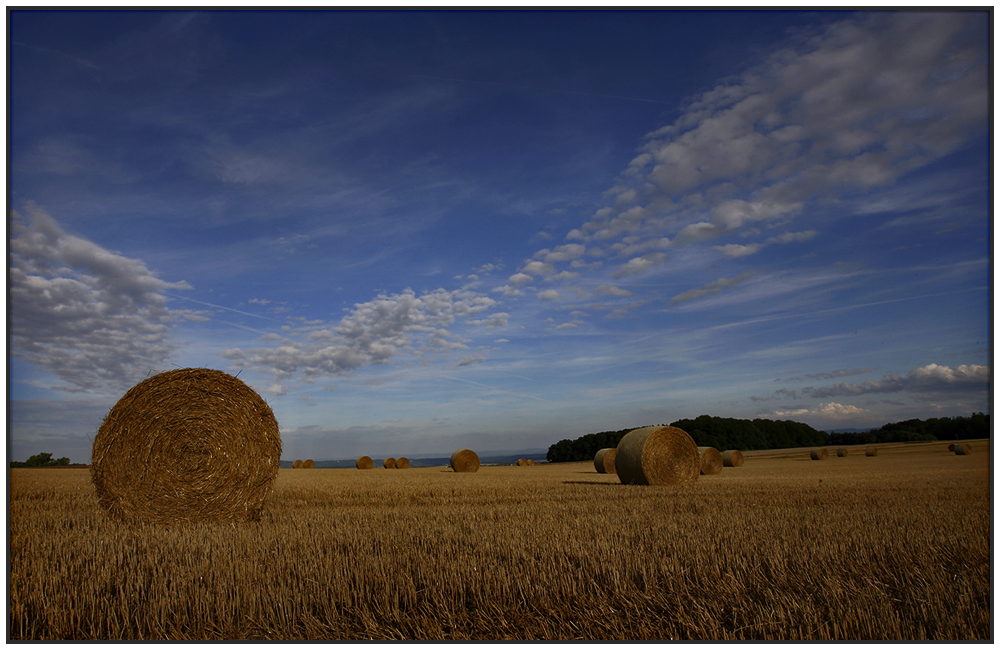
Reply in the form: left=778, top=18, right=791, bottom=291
left=396, top=457, right=410, bottom=469
left=954, top=443, right=972, bottom=455
left=594, top=447, right=617, bottom=474
left=615, top=426, right=699, bottom=486
left=450, top=449, right=480, bottom=473
left=384, top=457, right=397, bottom=469
left=722, top=449, right=744, bottom=467
left=810, top=448, right=828, bottom=460
left=90, top=368, right=281, bottom=524
left=356, top=456, right=373, bottom=470
left=697, top=446, right=723, bottom=475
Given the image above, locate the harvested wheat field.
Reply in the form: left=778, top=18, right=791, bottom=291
left=9, top=440, right=989, bottom=641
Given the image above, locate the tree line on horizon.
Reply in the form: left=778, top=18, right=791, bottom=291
left=545, top=413, right=990, bottom=463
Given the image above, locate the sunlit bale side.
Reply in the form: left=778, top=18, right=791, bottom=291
left=526, top=459, right=535, bottom=466
left=450, top=449, right=480, bottom=473
left=384, top=458, right=397, bottom=469
left=90, top=368, right=281, bottom=524
left=615, top=426, right=699, bottom=486
left=303, top=459, right=315, bottom=469
left=293, top=460, right=303, bottom=469
left=356, top=456, right=373, bottom=470
left=396, top=457, right=410, bottom=469
left=722, top=449, right=744, bottom=467
left=810, top=448, right=828, bottom=460
left=697, top=447, right=723, bottom=475
left=593, top=448, right=617, bottom=474
left=954, top=443, right=973, bottom=455
left=517, top=458, right=529, bottom=466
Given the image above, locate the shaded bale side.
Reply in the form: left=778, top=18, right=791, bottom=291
left=356, top=456, right=373, bottom=470
left=810, top=448, right=828, bottom=460
left=450, top=449, right=480, bottom=473
left=517, top=458, right=529, bottom=466
left=292, top=460, right=303, bottom=469
left=955, top=443, right=972, bottom=455
left=384, top=457, right=397, bottom=469
left=90, top=367, right=281, bottom=524
left=303, top=459, right=315, bottom=469
left=396, top=457, right=410, bottom=469
left=836, top=448, right=849, bottom=457
left=948, top=443, right=956, bottom=452
left=593, top=448, right=617, bottom=474
left=722, top=449, right=744, bottom=467
left=865, top=446, right=878, bottom=457
left=697, top=446, right=724, bottom=475
left=615, top=426, right=699, bottom=486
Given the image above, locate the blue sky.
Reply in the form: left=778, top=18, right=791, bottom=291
left=9, top=9, right=992, bottom=464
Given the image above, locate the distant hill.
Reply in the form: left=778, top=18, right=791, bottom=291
left=279, top=451, right=548, bottom=469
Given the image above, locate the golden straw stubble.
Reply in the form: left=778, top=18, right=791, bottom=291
left=722, top=449, right=744, bottom=467
left=593, top=448, right=617, bottom=474
left=90, top=368, right=281, bottom=524
left=356, top=456, right=373, bottom=470
left=615, top=426, right=699, bottom=486
left=450, top=449, right=480, bottom=473
left=697, top=447, right=723, bottom=475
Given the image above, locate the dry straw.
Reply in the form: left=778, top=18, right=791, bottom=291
left=836, top=448, right=849, bottom=457
left=292, top=460, right=303, bottom=469
left=593, top=447, right=617, bottom=474
left=697, top=446, right=724, bottom=475
left=615, top=426, right=699, bottom=486
left=948, top=443, right=956, bottom=452
left=356, top=456, right=373, bottom=470
left=955, top=443, right=972, bottom=455
left=396, top=457, right=410, bottom=469
left=90, top=368, right=281, bottom=524
left=810, top=448, right=828, bottom=460
left=517, top=458, right=528, bottom=466
left=384, top=458, right=397, bottom=469
left=722, top=449, right=744, bottom=467
left=526, top=459, right=535, bottom=466
left=450, top=449, right=480, bottom=473
left=865, top=446, right=878, bottom=457
left=303, top=459, right=315, bottom=469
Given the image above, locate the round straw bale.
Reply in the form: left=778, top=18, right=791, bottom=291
left=955, top=443, right=972, bottom=455
left=836, top=447, right=848, bottom=457
left=450, top=449, right=480, bottom=473
left=865, top=446, right=878, bottom=457
left=810, top=448, right=828, bottom=460
left=947, top=443, right=956, bottom=452
left=356, top=456, right=373, bottom=470
left=517, top=458, right=528, bottom=466
left=292, top=459, right=303, bottom=469
left=396, top=457, right=410, bottom=469
left=90, top=368, right=281, bottom=524
left=593, top=447, right=617, bottom=474
left=303, top=459, right=315, bottom=468
left=384, top=457, right=396, bottom=469
left=615, top=426, right=699, bottom=486
left=527, top=459, right=535, bottom=466
left=697, top=446, right=723, bottom=475
left=722, top=449, right=744, bottom=467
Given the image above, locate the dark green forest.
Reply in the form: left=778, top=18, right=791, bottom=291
left=546, top=413, right=990, bottom=463
left=9, top=452, right=75, bottom=468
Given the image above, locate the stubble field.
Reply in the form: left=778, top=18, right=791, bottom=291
left=8, top=441, right=991, bottom=640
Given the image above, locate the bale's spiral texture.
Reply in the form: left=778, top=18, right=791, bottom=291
left=517, top=458, right=528, bottom=466
left=615, top=426, right=699, bottom=486
left=450, top=449, right=480, bottom=473
left=303, top=459, right=315, bottom=469
left=722, top=449, right=744, bottom=467
left=810, top=448, right=828, bottom=461
left=697, top=447, right=724, bottom=475
left=955, top=443, right=972, bottom=455
left=90, top=368, right=281, bottom=524
left=356, top=456, right=373, bottom=470
left=384, top=457, right=397, bottom=469
left=396, top=457, right=410, bottom=469
left=836, top=448, right=849, bottom=457
left=526, top=459, right=535, bottom=466
left=865, top=446, right=878, bottom=457
left=593, top=448, right=617, bottom=474
left=292, top=460, right=303, bottom=469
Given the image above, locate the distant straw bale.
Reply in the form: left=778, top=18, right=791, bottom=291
left=593, top=448, right=617, bottom=474
left=396, top=457, right=410, bottom=469
left=810, top=448, right=828, bottom=460
left=450, top=449, right=480, bottom=473
left=947, top=443, right=956, bottom=452
left=384, top=457, right=397, bottom=469
left=615, top=426, right=699, bottom=486
left=954, top=443, right=972, bottom=455
left=836, top=448, right=849, bottom=457
left=292, top=460, right=303, bottom=469
left=722, top=449, right=744, bottom=467
left=517, top=458, right=529, bottom=466
left=356, top=456, right=373, bottom=470
left=697, top=446, right=723, bottom=475
left=90, top=368, right=281, bottom=524
left=865, top=446, right=878, bottom=457
left=303, top=459, right=315, bottom=469
left=526, top=459, right=535, bottom=466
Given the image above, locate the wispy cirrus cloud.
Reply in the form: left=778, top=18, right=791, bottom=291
left=802, top=363, right=990, bottom=398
